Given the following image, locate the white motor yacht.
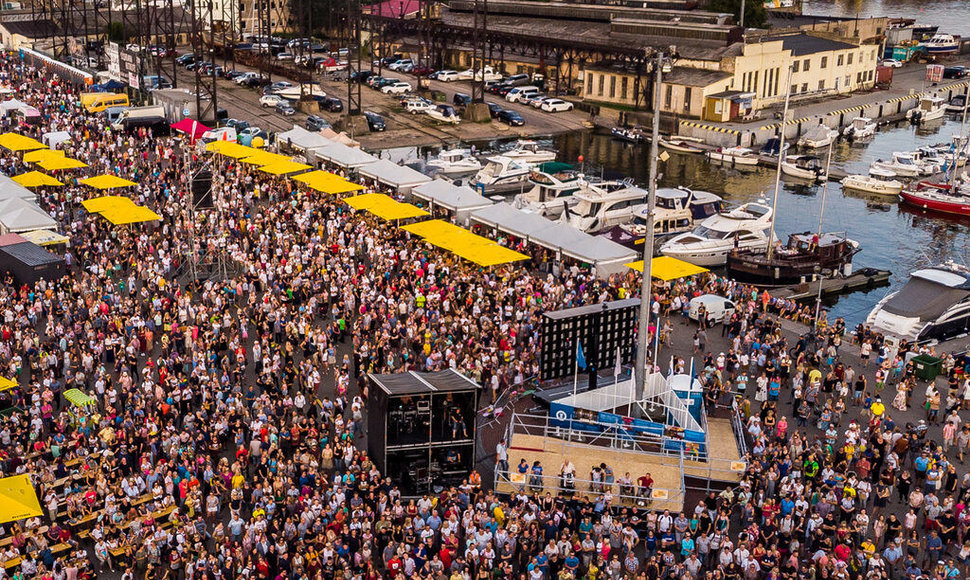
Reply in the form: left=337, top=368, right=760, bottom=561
left=621, top=187, right=723, bottom=238
left=781, top=155, right=825, bottom=181
left=468, top=155, right=533, bottom=193
left=707, top=146, right=760, bottom=166
left=512, top=163, right=584, bottom=219
left=920, top=34, right=960, bottom=55
left=907, top=96, right=947, bottom=124
left=501, top=140, right=557, bottom=163
left=866, top=263, right=970, bottom=341
left=426, top=147, right=482, bottom=175
left=797, top=124, right=839, bottom=149
left=659, top=202, right=774, bottom=266
left=871, top=152, right=923, bottom=177
left=842, top=117, right=877, bottom=141
left=841, top=168, right=903, bottom=196
left=559, top=180, right=650, bottom=234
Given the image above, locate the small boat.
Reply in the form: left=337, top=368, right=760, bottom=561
left=781, top=155, right=825, bottom=181
left=866, top=262, right=970, bottom=342
left=907, top=96, right=947, bottom=124
left=611, top=126, right=648, bottom=144
left=842, top=117, right=877, bottom=141
left=659, top=136, right=705, bottom=154
left=919, top=33, right=960, bottom=55
left=841, top=168, right=904, bottom=196
left=947, top=94, right=968, bottom=114
left=619, top=187, right=723, bottom=239
left=512, top=162, right=584, bottom=219
left=502, top=139, right=557, bottom=163
left=760, top=137, right=789, bottom=157
left=426, top=147, right=482, bottom=175
left=726, top=232, right=860, bottom=286
left=707, top=146, right=760, bottom=166
left=468, top=155, right=533, bottom=193
left=659, top=202, right=774, bottom=266
left=899, top=181, right=970, bottom=216
left=560, top=180, right=650, bottom=234
left=797, top=124, right=839, bottom=149
left=871, top=152, right=923, bottom=177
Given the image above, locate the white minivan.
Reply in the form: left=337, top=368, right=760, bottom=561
left=688, top=295, right=736, bottom=324
left=506, top=86, right=540, bottom=103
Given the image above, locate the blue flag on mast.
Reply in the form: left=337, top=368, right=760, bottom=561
left=577, top=341, right=587, bottom=370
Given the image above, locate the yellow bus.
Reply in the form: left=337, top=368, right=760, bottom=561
left=81, top=92, right=129, bottom=113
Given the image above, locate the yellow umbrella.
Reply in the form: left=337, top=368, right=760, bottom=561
left=0, top=133, right=45, bottom=152
left=0, top=376, right=17, bottom=391
left=98, top=205, right=161, bottom=225
left=240, top=151, right=291, bottom=166
left=206, top=141, right=257, bottom=158
left=258, top=161, right=312, bottom=175
left=0, top=475, right=43, bottom=524
left=81, top=195, right=135, bottom=214
left=11, top=171, right=63, bottom=187
left=37, top=157, right=88, bottom=171
left=80, top=175, right=138, bottom=190
left=22, top=149, right=62, bottom=163
left=626, top=256, right=709, bottom=280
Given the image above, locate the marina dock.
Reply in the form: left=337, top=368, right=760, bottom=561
left=769, top=268, right=892, bottom=300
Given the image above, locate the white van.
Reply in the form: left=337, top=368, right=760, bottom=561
left=506, top=86, right=540, bottom=103
left=688, top=295, right=736, bottom=324
left=201, top=127, right=237, bottom=143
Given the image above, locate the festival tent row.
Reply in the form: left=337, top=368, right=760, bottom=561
left=357, top=159, right=431, bottom=194
left=292, top=170, right=364, bottom=194
left=409, top=180, right=493, bottom=221
left=345, top=193, right=428, bottom=221
left=402, top=219, right=529, bottom=267
left=469, top=202, right=638, bottom=277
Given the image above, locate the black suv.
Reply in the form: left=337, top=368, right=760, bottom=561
left=363, top=111, right=386, bottom=132
left=320, top=96, right=343, bottom=112
left=306, top=115, right=332, bottom=132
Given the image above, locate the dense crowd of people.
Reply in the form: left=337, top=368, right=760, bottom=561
left=0, top=53, right=967, bottom=580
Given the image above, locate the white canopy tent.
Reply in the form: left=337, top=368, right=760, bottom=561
left=315, top=142, right=379, bottom=169
left=0, top=175, right=38, bottom=201
left=470, top=203, right=637, bottom=277
left=0, top=197, right=57, bottom=233
left=358, top=159, right=432, bottom=194
left=277, top=126, right=332, bottom=156
left=0, top=99, right=27, bottom=115
left=42, top=131, right=72, bottom=149
left=410, top=179, right=493, bottom=222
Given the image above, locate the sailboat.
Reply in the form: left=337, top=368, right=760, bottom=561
left=727, top=76, right=860, bottom=287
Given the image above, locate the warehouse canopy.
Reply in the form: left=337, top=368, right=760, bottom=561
left=470, top=203, right=637, bottom=276
left=368, top=369, right=480, bottom=396
left=0, top=474, right=42, bottom=524
left=315, top=142, right=378, bottom=169
left=0, top=133, right=44, bottom=152
left=41, top=131, right=71, bottom=149
left=345, top=192, right=429, bottom=221
left=19, top=229, right=69, bottom=246
left=278, top=125, right=332, bottom=153
left=22, top=149, right=62, bottom=163
left=80, top=175, right=137, bottom=189
left=12, top=171, right=62, bottom=187
left=259, top=161, right=312, bottom=175
left=410, top=180, right=493, bottom=215
left=626, top=256, right=709, bottom=280
left=291, top=170, right=364, bottom=194
left=358, top=159, right=431, bottom=192
left=402, top=218, right=529, bottom=267
left=0, top=198, right=56, bottom=232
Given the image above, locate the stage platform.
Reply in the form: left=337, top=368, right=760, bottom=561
left=684, top=417, right=744, bottom=483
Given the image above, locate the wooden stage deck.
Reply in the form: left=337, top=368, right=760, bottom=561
left=683, top=418, right=744, bottom=483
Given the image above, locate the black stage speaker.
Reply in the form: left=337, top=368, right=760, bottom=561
left=192, top=170, right=213, bottom=208
left=539, top=298, right=640, bottom=382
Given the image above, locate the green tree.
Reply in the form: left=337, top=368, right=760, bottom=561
left=706, top=0, right=768, bottom=29
left=105, top=22, right=126, bottom=42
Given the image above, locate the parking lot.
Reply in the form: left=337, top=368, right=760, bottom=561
left=167, top=53, right=591, bottom=149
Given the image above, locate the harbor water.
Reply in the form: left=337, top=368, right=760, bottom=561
left=803, top=0, right=970, bottom=37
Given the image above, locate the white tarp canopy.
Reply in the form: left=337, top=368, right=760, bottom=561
left=0, top=99, right=26, bottom=115
left=277, top=125, right=332, bottom=154
left=358, top=159, right=432, bottom=193
left=410, top=179, right=493, bottom=220
left=42, top=131, right=72, bottom=149
left=471, top=203, right=637, bottom=277
left=0, top=197, right=57, bottom=233
left=315, top=142, right=378, bottom=169
left=0, top=175, right=38, bottom=201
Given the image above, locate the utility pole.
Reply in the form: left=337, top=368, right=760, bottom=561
left=634, top=50, right=663, bottom=403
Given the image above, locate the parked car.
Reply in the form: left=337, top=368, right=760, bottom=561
left=225, top=119, right=250, bottom=132
left=388, top=59, right=414, bottom=71
left=413, top=66, right=436, bottom=76
left=363, top=111, right=386, bottom=131
left=306, top=115, right=331, bottom=131
left=237, top=127, right=268, bottom=146
left=260, top=94, right=287, bottom=108
left=351, top=70, right=376, bottom=83
left=381, top=81, right=413, bottom=95
left=238, top=74, right=265, bottom=87
left=425, top=104, right=461, bottom=124
left=175, top=53, right=195, bottom=66
left=275, top=101, right=296, bottom=116
left=503, top=73, right=532, bottom=87
left=540, top=98, right=574, bottom=112
left=944, top=66, right=969, bottom=79
left=435, top=70, right=460, bottom=82
left=263, top=81, right=294, bottom=94
left=320, top=96, right=343, bottom=112
left=234, top=71, right=258, bottom=85
left=688, top=295, right=736, bottom=324
left=497, top=109, right=524, bottom=126
left=366, top=75, right=386, bottom=88
left=525, top=94, right=549, bottom=108
left=880, top=59, right=903, bottom=68
left=201, top=127, right=237, bottom=143
left=452, top=93, right=472, bottom=107
left=374, top=77, right=401, bottom=90
left=404, top=98, right=434, bottom=114
left=505, top=86, right=540, bottom=103
left=224, top=69, right=243, bottom=80
left=486, top=102, right=504, bottom=118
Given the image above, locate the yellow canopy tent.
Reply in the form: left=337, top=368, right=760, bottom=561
left=626, top=256, right=709, bottom=280
left=402, top=219, right=467, bottom=239
left=19, top=229, right=70, bottom=246
left=291, top=170, right=334, bottom=188
left=402, top=219, right=529, bottom=267
left=12, top=171, right=63, bottom=187
left=80, top=175, right=138, bottom=189
left=98, top=205, right=161, bottom=225
left=0, top=474, right=43, bottom=524
left=81, top=195, right=135, bottom=214
left=0, top=133, right=45, bottom=152
left=37, top=157, right=88, bottom=171
left=345, top=193, right=429, bottom=221
left=0, top=376, right=17, bottom=391
left=258, top=161, right=312, bottom=175
left=22, top=149, right=62, bottom=163
left=239, top=151, right=291, bottom=166
left=206, top=141, right=258, bottom=158
left=292, top=170, right=364, bottom=194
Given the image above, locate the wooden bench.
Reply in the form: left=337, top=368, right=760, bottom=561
left=3, top=542, right=71, bottom=570
left=0, top=527, right=49, bottom=549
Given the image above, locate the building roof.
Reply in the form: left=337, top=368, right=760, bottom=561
left=0, top=20, right=58, bottom=39
left=368, top=369, right=480, bottom=396
left=663, top=67, right=732, bottom=87
left=761, top=32, right=859, bottom=56
left=0, top=242, right=62, bottom=267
